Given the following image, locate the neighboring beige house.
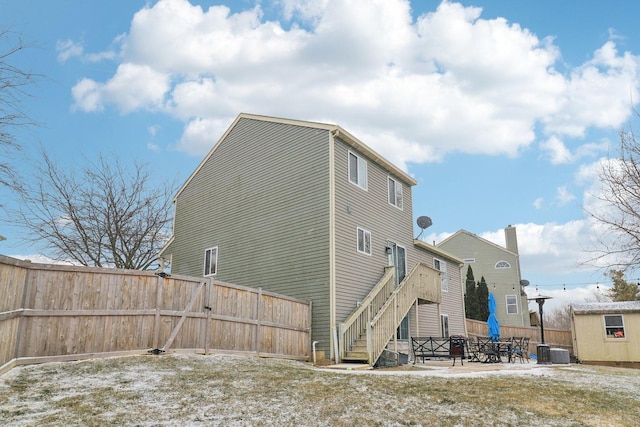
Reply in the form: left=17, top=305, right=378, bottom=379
left=571, top=301, right=640, bottom=368
left=160, top=113, right=466, bottom=365
left=436, top=226, right=531, bottom=327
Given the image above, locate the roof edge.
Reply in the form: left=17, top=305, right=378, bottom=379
left=414, top=239, right=464, bottom=266
left=173, top=113, right=417, bottom=202
left=437, top=229, right=518, bottom=257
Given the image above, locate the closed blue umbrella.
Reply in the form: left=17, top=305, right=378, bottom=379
left=487, top=293, right=500, bottom=342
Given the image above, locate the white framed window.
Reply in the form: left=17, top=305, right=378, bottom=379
left=204, top=246, right=218, bottom=276
left=440, top=314, right=449, bottom=338
left=495, top=260, right=511, bottom=269
left=463, top=258, right=476, bottom=263
left=506, top=295, right=518, bottom=314
left=387, top=177, right=403, bottom=209
left=348, top=151, right=368, bottom=190
left=434, top=258, right=448, bottom=292
left=357, top=227, right=371, bottom=255
left=604, top=315, right=625, bottom=339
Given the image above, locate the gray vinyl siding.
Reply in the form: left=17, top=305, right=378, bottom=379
left=333, top=137, right=417, bottom=323
left=412, top=251, right=465, bottom=337
left=438, top=232, right=530, bottom=327
left=333, top=136, right=465, bottom=336
left=166, top=114, right=469, bottom=357
left=168, top=118, right=333, bottom=350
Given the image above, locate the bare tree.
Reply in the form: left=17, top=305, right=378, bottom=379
left=15, top=151, right=176, bottom=270
left=544, top=304, right=571, bottom=330
left=585, top=118, right=640, bottom=273
left=0, top=29, right=38, bottom=192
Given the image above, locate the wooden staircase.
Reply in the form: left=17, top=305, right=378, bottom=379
left=339, top=262, right=441, bottom=365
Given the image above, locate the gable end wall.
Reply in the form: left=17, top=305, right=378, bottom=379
left=168, top=118, right=333, bottom=351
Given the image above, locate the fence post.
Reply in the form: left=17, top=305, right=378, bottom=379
left=254, top=287, right=263, bottom=354
left=203, top=278, right=212, bottom=355
left=153, top=275, right=163, bottom=350
left=14, top=261, right=32, bottom=361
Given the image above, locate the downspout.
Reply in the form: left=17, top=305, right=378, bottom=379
left=458, top=262, right=468, bottom=337
left=329, top=129, right=338, bottom=362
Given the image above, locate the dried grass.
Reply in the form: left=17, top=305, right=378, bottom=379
left=1, top=354, right=638, bottom=426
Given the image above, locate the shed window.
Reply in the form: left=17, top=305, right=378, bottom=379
left=348, top=152, right=368, bottom=190
left=495, top=260, right=511, bottom=269
left=506, top=295, right=518, bottom=314
left=604, top=315, right=625, bottom=338
left=204, top=246, right=218, bottom=276
left=388, top=177, right=403, bottom=209
left=357, top=227, right=371, bottom=255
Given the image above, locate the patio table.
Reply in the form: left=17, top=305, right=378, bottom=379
left=481, top=341, right=512, bottom=363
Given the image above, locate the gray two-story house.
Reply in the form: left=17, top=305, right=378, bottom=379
left=160, top=113, right=465, bottom=364
left=437, top=226, right=531, bottom=328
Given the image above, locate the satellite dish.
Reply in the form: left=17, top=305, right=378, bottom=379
left=417, top=216, right=432, bottom=230
left=520, top=280, right=530, bottom=287
left=415, top=216, right=433, bottom=239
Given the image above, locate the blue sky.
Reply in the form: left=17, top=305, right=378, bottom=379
left=2, top=0, right=640, bottom=312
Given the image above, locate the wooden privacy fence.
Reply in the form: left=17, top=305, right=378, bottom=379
left=466, top=319, right=573, bottom=356
left=0, top=255, right=311, bottom=375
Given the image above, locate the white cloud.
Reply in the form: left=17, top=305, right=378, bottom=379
left=56, top=39, right=84, bottom=62
left=173, top=117, right=234, bottom=156
left=427, top=221, right=608, bottom=307
left=540, top=135, right=572, bottom=164
left=56, top=38, right=119, bottom=63
left=527, top=284, right=610, bottom=313
left=533, top=197, right=544, bottom=210
left=71, top=78, right=105, bottom=112
left=10, top=254, right=77, bottom=266
left=71, top=0, right=640, bottom=166
left=544, top=41, right=640, bottom=137
left=460, top=221, right=596, bottom=280
left=73, top=64, right=170, bottom=113
left=555, top=186, right=576, bottom=206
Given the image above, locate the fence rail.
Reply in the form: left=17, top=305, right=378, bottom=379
left=0, top=255, right=311, bottom=375
left=466, top=318, right=573, bottom=355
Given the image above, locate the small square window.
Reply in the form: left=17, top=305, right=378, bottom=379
left=357, top=227, right=371, bottom=255
left=204, top=246, right=218, bottom=276
left=348, top=152, right=368, bottom=190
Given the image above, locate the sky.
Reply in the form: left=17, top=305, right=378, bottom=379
left=2, top=0, right=640, bottom=313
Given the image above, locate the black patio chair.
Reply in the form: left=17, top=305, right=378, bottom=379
left=510, top=337, right=526, bottom=363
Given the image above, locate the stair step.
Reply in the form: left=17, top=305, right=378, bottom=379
left=344, top=351, right=369, bottom=361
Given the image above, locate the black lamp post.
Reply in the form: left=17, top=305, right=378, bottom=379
left=528, top=293, right=552, bottom=364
